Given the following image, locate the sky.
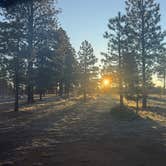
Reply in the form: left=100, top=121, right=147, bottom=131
left=58, top=0, right=166, bottom=62
left=58, top=0, right=166, bottom=86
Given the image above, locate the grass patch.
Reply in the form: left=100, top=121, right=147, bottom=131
left=110, top=105, right=138, bottom=121
left=139, top=110, right=166, bottom=122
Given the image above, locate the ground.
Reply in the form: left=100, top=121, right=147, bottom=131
left=0, top=94, right=166, bottom=166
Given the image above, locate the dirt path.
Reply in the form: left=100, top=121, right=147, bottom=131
left=0, top=95, right=165, bottom=166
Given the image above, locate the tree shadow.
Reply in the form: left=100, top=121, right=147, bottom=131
left=0, top=97, right=165, bottom=166
left=108, top=104, right=166, bottom=166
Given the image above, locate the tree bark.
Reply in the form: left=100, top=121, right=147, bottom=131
left=27, top=0, right=34, bottom=104
left=59, top=80, right=63, bottom=97
left=65, top=81, right=70, bottom=99
left=14, top=68, right=19, bottom=112
left=163, top=69, right=166, bottom=95
left=14, top=37, right=20, bottom=112
left=39, top=91, right=42, bottom=100
left=118, top=12, right=123, bottom=107
left=83, top=86, right=86, bottom=102
left=141, top=0, right=147, bottom=109
left=14, top=60, right=19, bottom=111
left=136, top=96, right=139, bottom=114
left=83, top=53, right=87, bottom=102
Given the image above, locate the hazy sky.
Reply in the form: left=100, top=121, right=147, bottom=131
left=58, top=0, right=166, bottom=61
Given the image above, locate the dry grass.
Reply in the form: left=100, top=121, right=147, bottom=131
left=111, top=93, right=166, bottom=124
left=139, top=110, right=166, bottom=122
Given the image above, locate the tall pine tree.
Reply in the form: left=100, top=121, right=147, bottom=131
left=78, top=40, right=97, bottom=102
left=125, top=0, right=165, bottom=108
left=156, top=47, right=166, bottom=94
left=104, top=12, right=125, bottom=107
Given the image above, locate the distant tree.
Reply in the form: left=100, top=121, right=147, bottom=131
left=35, top=46, right=55, bottom=100
left=54, top=28, right=77, bottom=98
left=78, top=40, right=97, bottom=102
left=34, top=26, right=77, bottom=100
left=125, top=0, right=165, bottom=108
left=64, top=47, right=76, bottom=98
left=156, top=47, right=166, bottom=94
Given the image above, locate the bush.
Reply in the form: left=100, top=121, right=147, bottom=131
left=110, top=105, right=138, bottom=121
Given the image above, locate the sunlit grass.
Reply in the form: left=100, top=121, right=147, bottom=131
left=111, top=93, right=166, bottom=123
left=139, top=111, right=166, bottom=122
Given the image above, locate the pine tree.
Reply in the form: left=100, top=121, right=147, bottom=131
left=0, top=0, right=26, bottom=7
left=3, top=0, right=59, bottom=104
left=0, top=0, right=59, bottom=110
left=0, top=23, right=9, bottom=98
left=78, top=40, right=97, bottom=102
left=156, top=47, right=166, bottom=94
left=25, top=0, right=59, bottom=103
left=122, top=17, right=141, bottom=110
left=64, top=47, right=76, bottom=98
left=0, top=16, right=25, bottom=111
left=35, top=46, right=55, bottom=100
left=125, top=0, right=165, bottom=108
left=0, top=22, right=8, bottom=84
left=34, top=17, right=58, bottom=100
left=104, top=12, right=125, bottom=107
left=54, top=28, right=77, bottom=98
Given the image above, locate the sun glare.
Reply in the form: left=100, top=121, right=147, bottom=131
left=103, top=79, right=110, bottom=87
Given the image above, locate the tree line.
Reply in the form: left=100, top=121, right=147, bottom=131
left=0, top=0, right=165, bottom=112
left=0, top=0, right=98, bottom=111
left=102, top=0, right=166, bottom=109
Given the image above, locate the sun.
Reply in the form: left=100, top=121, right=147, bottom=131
left=102, top=79, right=110, bottom=87
left=99, top=76, right=112, bottom=90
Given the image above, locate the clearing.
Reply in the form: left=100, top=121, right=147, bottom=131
left=0, top=94, right=166, bottom=166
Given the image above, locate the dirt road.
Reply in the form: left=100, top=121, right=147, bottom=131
left=0, top=95, right=165, bottom=166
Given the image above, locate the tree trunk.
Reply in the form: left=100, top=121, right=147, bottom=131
left=141, top=0, right=147, bottom=109
left=14, top=37, right=20, bottom=112
left=118, top=12, right=123, bottom=107
left=14, top=60, right=19, bottom=112
left=39, top=91, right=42, bottom=100
left=83, top=52, right=87, bottom=103
left=65, top=80, right=70, bottom=99
left=14, top=71, right=19, bottom=112
left=120, top=94, right=123, bottom=106
left=27, top=0, right=34, bottom=104
left=27, top=82, right=33, bottom=103
left=136, top=96, right=139, bottom=114
left=59, top=80, right=63, bottom=97
left=163, top=70, right=166, bottom=95
left=83, top=75, right=87, bottom=102
left=142, top=59, right=147, bottom=109
left=83, top=86, right=86, bottom=102
left=55, top=83, right=58, bottom=96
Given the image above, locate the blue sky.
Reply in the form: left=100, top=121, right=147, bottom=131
left=58, top=0, right=166, bottom=61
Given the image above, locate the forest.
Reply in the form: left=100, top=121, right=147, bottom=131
left=0, top=0, right=165, bottom=166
